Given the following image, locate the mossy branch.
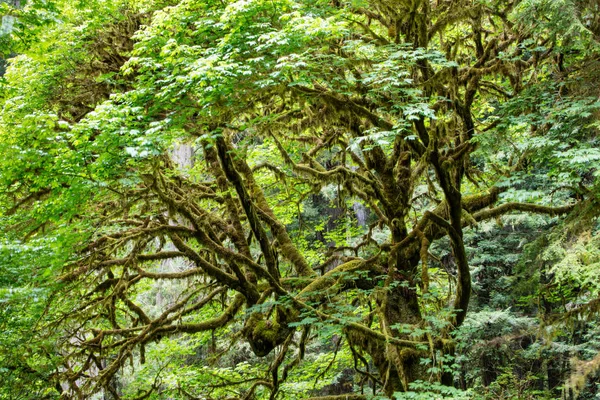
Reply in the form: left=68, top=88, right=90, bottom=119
left=473, top=202, right=576, bottom=221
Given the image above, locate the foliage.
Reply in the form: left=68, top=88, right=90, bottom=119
left=0, top=0, right=600, bottom=399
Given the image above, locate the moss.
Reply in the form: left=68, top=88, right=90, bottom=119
left=398, top=347, right=420, bottom=362
left=242, top=307, right=296, bottom=357
left=442, top=338, right=455, bottom=353
left=397, top=347, right=425, bottom=390
left=298, top=260, right=365, bottom=299
left=252, top=320, right=281, bottom=343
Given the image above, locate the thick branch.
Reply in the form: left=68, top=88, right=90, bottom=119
left=473, top=202, right=575, bottom=221
left=215, top=136, right=280, bottom=282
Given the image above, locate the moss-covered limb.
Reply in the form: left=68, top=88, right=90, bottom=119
left=427, top=0, right=476, bottom=39
left=250, top=161, right=287, bottom=181
left=348, top=337, right=384, bottom=388
left=153, top=173, right=242, bottom=248
left=81, top=222, right=195, bottom=254
left=480, top=79, right=513, bottom=99
left=268, top=131, right=381, bottom=193
left=442, top=141, right=473, bottom=166
left=99, top=288, right=222, bottom=351
left=232, top=149, right=315, bottom=278
left=242, top=306, right=296, bottom=357
left=165, top=287, right=228, bottom=323
left=122, top=297, right=152, bottom=326
left=297, top=260, right=369, bottom=298
left=290, top=296, right=427, bottom=348
left=294, top=85, right=394, bottom=132
left=418, top=232, right=430, bottom=294
left=166, top=231, right=248, bottom=295
left=203, top=144, right=254, bottom=261
left=453, top=187, right=502, bottom=214
left=250, top=264, right=426, bottom=363
left=86, top=288, right=226, bottom=344
left=134, top=265, right=206, bottom=280
left=61, top=225, right=198, bottom=283
left=297, top=162, right=377, bottom=187
left=215, top=136, right=280, bottom=282
left=303, top=128, right=344, bottom=159
left=267, top=125, right=391, bottom=227
left=90, top=292, right=245, bottom=393
left=472, top=202, right=576, bottom=221
left=388, top=209, right=444, bottom=266
left=415, top=187, right=502, bottom=244
left=65, top=250, right=185, bottom=282
left=89, top=294, right=237, bottom=391
left=423, top=211, right=453, bottom=234
left=429, top=146, right=471, bottom=327
left=343, top=181, right=390, bottom=224
left=350, top=11, right=391, bottom=45
left=136, top=288, right=205, bottom=331
left=237, top=253, right=382, bottom=357
left=241, top=380, right=274, bottom=400
left=374, top=274, right=426, bottom=391
left=150, top=180, right=278, bottom=288
left=344, top=125, right=392, bottom=204
left=144, top=169, right=274, bottom=295
left=154, top=293, right=245, bottom=335
left=268, top=334, right=293, bottom=398
left=326, top=237, right=382, bottom=259
left=189, top=225, right=280, bottom=287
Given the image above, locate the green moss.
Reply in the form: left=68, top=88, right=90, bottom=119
left=242, top=307, right=295, bottom=357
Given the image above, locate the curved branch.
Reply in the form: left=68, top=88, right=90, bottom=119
left=473, top=202, right=576, bottom=221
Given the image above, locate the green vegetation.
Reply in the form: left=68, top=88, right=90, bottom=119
left=0, top=0, right=599, bottom=398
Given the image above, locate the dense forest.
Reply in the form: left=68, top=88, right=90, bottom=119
left=1, top=0, right=600, bottom=399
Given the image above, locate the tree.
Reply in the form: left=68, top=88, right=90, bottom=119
left=0, top=0, right=598, bottom=398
